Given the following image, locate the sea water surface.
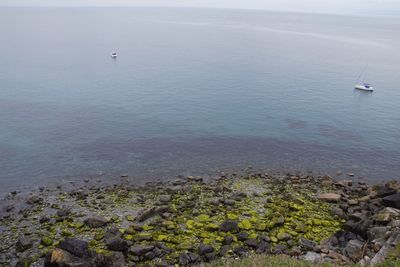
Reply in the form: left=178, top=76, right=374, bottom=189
left=1, top=7, right=400, bottom=193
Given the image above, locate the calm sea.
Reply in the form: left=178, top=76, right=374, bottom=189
left=1, top=7, right=400, bottom=193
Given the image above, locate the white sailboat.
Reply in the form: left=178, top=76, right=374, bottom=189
left=354, top=64, right=373, bottom=92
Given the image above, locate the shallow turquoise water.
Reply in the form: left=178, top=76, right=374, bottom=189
left=1, top=7, right=400, bottom=192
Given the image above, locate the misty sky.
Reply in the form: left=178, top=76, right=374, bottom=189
left=1, top=0, right=400, bottom=15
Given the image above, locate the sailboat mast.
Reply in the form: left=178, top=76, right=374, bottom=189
left=356, top=63, right=369, bottom=84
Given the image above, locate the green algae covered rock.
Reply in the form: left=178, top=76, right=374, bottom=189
left=40, top=236, right=53, bottom=247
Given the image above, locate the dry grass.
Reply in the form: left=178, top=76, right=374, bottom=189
left=200, top=254, right=400, bottom=267
left=201, top=254, right=334, bottom=267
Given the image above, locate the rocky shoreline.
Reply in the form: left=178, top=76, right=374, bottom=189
left=0, top=171, right=399, bottom=267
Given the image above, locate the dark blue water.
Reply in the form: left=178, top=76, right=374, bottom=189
left=1, top=7, right=400, bottom=193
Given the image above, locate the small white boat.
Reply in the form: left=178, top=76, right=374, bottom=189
left=110, top=52, right=117, bottom=58
left=355, top=83, right=374, bottom=92
left=354, top=64, right=373, bottom=92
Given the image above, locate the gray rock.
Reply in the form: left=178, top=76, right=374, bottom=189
left=144, top=251, right=156, bottom=260
left=256, top=241, right=270, bottom=253
left=223, top=236, right=234, bottom=245
left=367, top=226, right=391, bottom=241
left=205, top=252, right=218, bottom=261
left=56, top=207, right=71, bottom=218
left=219, top=245, right=231, bottom=256
left=331, top=207, right=347, bottom=219
left=302, top=251, right=323, bottom=262
left=344, top=239, right=364, bottom=261
left=230, top=192, right=247, bottom=201
left=26, top=195, right=43, bottom=205
left=299, top=238, right=316, bottom=251
left=188, top=252, right=199, bottom=262
left=233, top=246, right=247, bottom=257
left=382, top=193, right=400, bottom=209
left=369, top=185, right=396, bottom=198
left=44, top=248, right=89, bottom=267
left=343, top=219, right=372, bottom=238
left=274, top=244, right=288, bottom=254
left=220, top=220, right=239, bottom=233
left=179, top=253, right=190, bottom=265
left=129, top=245, right=154, bottom=256
left=237, top=232, right=249, bottom=241
left=244, top=239, right=259, bottom=249
left=84, top=216, right=108, bottom=228
left=277, top=233, right=292, bottom=241
left=136, top=206, right=169, bottom=222
left=198, top=243, right=214, bottom=255
left=59, top=238, right=90, bottom=258
left=318, top=193, right=341, bottom=202
left=98, top=251, right=125, bottom=267
left=106, top=237, right=128, bottom=252
left=16, top=236, right=33, bottom=252
left=158, top=195, right=172, bottom=204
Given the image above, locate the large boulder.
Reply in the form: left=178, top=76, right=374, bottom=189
left=343, top=219, right=372, bottom=238
left=105, top=237, right=128, bottom=252
left=44, top=248, right=90, bottom=267
left=382, top=193, right=400, bottom=209
left=368, top=185, right=396, bottom=198
left=59, top=238, right=90, bottom=258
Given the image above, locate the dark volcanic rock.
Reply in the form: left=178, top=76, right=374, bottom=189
left=59, top=238, right=90, bottom=258
left=179, top=253, right=190, bottom=266
left=84, top=216, right=108, bottom=228
left=233, top=246, right=247, bottom=257
left=220, top=220, right=239, bottom=233
left=299, top=238, right=316, bottom=251
left=343, top=219, right=372, bottom=238
left=16, top=236, right=33, bottom=252
left=370, top=185, right=396, bottom=198
left=223, top=236, right=234, bottom=245
left=244, top=239, right=259, bottom=249
left=205, top=252, right=218, bottom=261
left=106, top=237, right=128, bottom=252
left=237, top=232, right=249, bottom=241
left=198, top=243, right=214, bottom=255
left=96, top=251, right=125, bottom=267
left=382, top=193, right=400, bottom=209
left=130, top=245, right=155, bottom=256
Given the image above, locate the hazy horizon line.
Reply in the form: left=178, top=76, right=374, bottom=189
left=0, top=4, right=399, bottom=17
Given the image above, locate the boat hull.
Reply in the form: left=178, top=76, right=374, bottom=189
left=355, top=85, right=374, bottom=92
